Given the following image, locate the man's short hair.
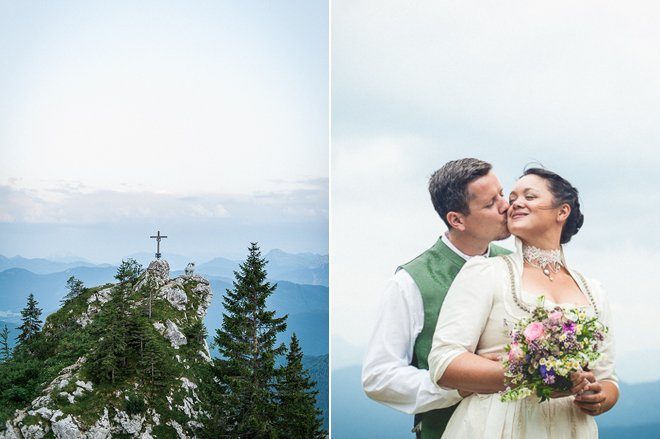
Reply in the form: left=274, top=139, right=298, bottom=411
left=428, top=158, right=493, bottom=228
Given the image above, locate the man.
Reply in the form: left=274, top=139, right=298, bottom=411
left=362, top=158, right=511, bottom=438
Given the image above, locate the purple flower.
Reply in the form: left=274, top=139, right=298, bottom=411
left=563, top=322, right=576, bottom=333
left=540, top=365, right=556, bottom=385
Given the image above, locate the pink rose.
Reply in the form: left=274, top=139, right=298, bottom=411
left=508, top=342, right=523, bottom=361
left=549, top=311, right=563, bottom=321
left=523, top=322, right=545, bottom=341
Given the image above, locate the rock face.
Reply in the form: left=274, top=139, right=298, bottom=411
left=146, top=260, right=170, bottom=284
left=0, top=259, right=213, bottom=439
left=161, top=283, right=188, bottom=311
left=165, top=320, right=187, bottom=349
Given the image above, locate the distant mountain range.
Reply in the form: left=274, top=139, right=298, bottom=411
left=331, top=364, right=660, bottom=438
left=196, top=249, right=328, bottom=287
left=0, top=255, right=112, bottom=275
left=0, top=252, right=328, bottom=357
left=0, top=249, right=329, bottom=286
left=204, top=277, right=328, bottom=357
left=304, top=354, right=329, bottom=431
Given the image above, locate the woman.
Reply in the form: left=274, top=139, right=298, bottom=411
left=427, top=168, right=618, bottom=438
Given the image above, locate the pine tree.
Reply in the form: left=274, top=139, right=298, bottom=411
left=210, top=242, right=287, bottom=437
left=115, top=258, right=143, bottom=284
left=138, top=322, right=174, bottom=391
left=275, top=333, right=325, bottom=438
left=17, top=294, right=42, bottom=346
left=86, top=282, right=129, bottom=384
left=61, top=276, right=84, bottom=304
left=0, top=325, right=10, bottom=361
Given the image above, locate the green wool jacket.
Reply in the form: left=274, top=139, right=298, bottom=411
left=399, top=237, right=511, bottom=439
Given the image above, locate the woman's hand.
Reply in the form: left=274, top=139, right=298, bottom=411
left=573, top=380, right=619, bottom=416
left=550, top=370, right=595, bottom=399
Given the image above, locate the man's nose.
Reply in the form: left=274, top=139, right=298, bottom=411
left=498, top=197, right=510, bottom=214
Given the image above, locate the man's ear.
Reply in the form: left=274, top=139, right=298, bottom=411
left=557, top=203, right=571, bottom=223
left=446, top=211, right=466, bottom=232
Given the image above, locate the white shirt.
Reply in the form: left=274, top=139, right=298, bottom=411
left=361, top=234, right=489, bottom=414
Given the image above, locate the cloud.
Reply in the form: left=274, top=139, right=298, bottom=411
left=0, top=181, right=327, bottom=225
left=333, top=0, right=660, bottom=160
left=0, top=310, right=20, bottom=319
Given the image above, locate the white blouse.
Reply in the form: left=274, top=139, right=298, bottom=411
left=428, top=238, right=618, bottom=389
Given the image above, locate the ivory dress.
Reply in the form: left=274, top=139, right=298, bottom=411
left=427, top=239, right=617, bottom=439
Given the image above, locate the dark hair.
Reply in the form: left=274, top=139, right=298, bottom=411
left=521, top=168, right=584, bottom=244
left=429, top=158, right=492, bottom=229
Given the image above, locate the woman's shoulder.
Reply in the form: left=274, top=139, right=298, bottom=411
left=456, top=254, right=510, bottom=283
left=568, top=267, right=610, bottom=306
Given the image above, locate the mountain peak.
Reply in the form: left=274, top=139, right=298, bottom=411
left=2, top=263, right=214, bottom=438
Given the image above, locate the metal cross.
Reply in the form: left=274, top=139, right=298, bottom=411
left=150, top=230, right=168, bottom=259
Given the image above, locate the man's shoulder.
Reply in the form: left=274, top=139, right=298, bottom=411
left=398, top=239, right=456, bottom=273
left=490, top=243, right=512, bottom=256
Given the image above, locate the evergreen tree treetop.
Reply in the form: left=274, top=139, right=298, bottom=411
left=276, top=333, right=325, bottom=438
left=17, top=293, right=42, bottom=346
left=115, top=258, right=143, bottom=284
left=210, top=242, right=288, bottom=437
left=0, top=325, right=10, bottom=361
left=62, top=276, right=84, bottom=304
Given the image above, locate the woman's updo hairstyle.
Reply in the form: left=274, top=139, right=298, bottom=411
left=522, top=167, right=584, bottom=244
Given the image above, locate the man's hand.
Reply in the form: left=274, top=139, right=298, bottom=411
left=479, top=353, right=502, bottom=362
left=457, top=389, right=472, bottom=398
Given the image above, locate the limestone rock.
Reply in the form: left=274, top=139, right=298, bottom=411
left=153, top=322, right=165, bottom=333
left=75, top=381, right=93, bottom=392
left=143, top=260, right=170, bottom=287
left=51, top=415, right=83, bottom=439
left=88, top=288, right=113, bottom=304
left=34, top=407, right=53, bottom=420
left=164, top=320, right=187, bottom=349
left=0, top=422, right=20, bottom=439
left=161, top=284, right=188, bottom=311
left=86, top=408, right=111, bottom=439
left=58, top=392, right=75, bottom=404
left=192, top=283, right=212, bottom=319
left=115, top=411, right=144, bottom=435
left=20, top=424, right=45, bottom=439
left=167, top=420, right=187, bottom=439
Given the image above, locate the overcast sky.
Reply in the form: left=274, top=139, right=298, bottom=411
left=0, top=1, right=328, bottom=262
left=332, top=1, right=660, bottom=383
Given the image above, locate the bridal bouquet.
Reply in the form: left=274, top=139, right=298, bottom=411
left=500, top=297, right=607, bottom=402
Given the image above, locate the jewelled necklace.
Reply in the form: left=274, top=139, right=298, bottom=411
left=522, top=245, right=563, bottom=281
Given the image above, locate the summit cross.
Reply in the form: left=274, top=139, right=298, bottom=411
left=150, top=230, right=168, bottom=259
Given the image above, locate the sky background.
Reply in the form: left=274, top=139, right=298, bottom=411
left=332, top=0, right=660, bottom=384
left=0, top=0, right=328, bottom=262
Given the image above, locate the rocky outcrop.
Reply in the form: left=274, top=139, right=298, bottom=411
left=76, top=288, right=113, bottom=327
left=165, top=320, right=187, bottom=349
left=0, top=258, right=212, bottom=439
left=136, top=260, right=170, bottom=289
left=160, top=283, right=188, bottom=311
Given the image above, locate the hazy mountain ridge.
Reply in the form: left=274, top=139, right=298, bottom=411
left=0, top=248, right=329, bottom=287
left=303, top=354, right=329, bottom=431
left=0, top=266, right=329, bottom=357
left=0, top=255, right=111, bottom=275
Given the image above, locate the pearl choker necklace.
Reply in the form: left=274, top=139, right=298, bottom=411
left=522, top=245, right=563, bottom=281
